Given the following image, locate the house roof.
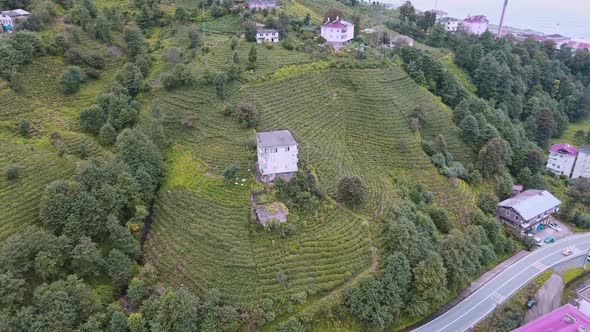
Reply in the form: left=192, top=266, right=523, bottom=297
left=1, top=9, right=29, bottom=17
left=257, top=28, right=278, bottom=34
left=568, top=40, right=590, bottom=50
left=247, top=0, right=276, bottom=4
left=391, top=35, right=414, bottom=44
left=464, top=15, right=488, bottom=24
left=550, top=143, right=579, bottom=156
left=255, top=203, right=288, bottom=225
left=498, top=190, right=561, bottom=221
left=514, top=304, right=590, bottom=332
left=256, top=129, right=297, bottom=147
left=322, top=19, right=352, bottom=29
left=512, top=185, right=523, bottom=191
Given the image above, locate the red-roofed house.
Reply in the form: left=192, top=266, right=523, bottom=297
left=568, top=40, right=590, bottom=50
left=321, top=17, right=354, bottom=50
left=514, top=304, right=590, bottom=332
left=463, top=15, right=488, bottom=35
left=547, top=143, right=579, bottom=177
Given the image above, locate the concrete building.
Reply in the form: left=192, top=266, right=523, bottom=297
left=444, top=19, right=461, bottom=32
left=390, top=34, right=414, bottom=47
left=514, top=304, right=590, bottom=332
left=496, top=190, right=561, bottom=235
left=255, top=202, right=288, bottom=227
left=572, top=145, right=590, bottom=179
left=256, top=28, right=279, bottom=43
left=0, top=12, right=12, bottom=31
left=463, top=15, right=489, bottom=35
left=321, top=17, right=355, bottom=50
left=246, top=0, right=276, bottom=10
left=256, top=129, right=298, bottom=183
left=547, top=143, right=579, bottom=177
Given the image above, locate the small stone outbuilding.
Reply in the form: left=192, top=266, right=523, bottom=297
left=255, top=202, right=288, bottom=227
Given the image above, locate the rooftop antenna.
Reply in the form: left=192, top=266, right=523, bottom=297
left=497, top=0, right=509, bottom=38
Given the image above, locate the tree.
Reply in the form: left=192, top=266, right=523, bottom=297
left=214, top=72, right=228, bottom=100
left=128, top=278, right=147, bottom=307
left=59, top=66, right=87, bottom=94
left=323, top=8, right=344, bottom=22
left=429, top=207, right=452, bottom=233
left=535, top=108, right=556, bottom=149
left=71, top=236, right=103, bottom=278
left=398, top=1, right=416, bottom=24
left=158, top=287, right=200, bottom=332
left=235, top=102, right=257, bottom=128
left=0, top=272, right=25, bottom=309
left=116, top=63, right=144, bottom=97
left=337, top=176, right=368, bottom=209
left=435, top=134, right=447, bottom=154
left=278, top=318, right=305, bottom=332
left=123, top=23, right=146, bottom=61
left=408, top=251, right=448, bottom=317
left=105, top=249, right=134, bottom=290
left=380, top=253, right=411, bottom=318
left=110, top=310, right=129, bottom=332
left=9, top=70, right=24, bottom=92
left=525, top=149, right=545, bottom=174
left=477, top=138, right=511, bottom=177
left=99, top=122, right=117, bottom=146
left=18, top=119, right=31, bottom=137
left=345, top=277, right=392, bottom=329
left=440, top=229, right=481, bottom=292
left=248, top=45, right=257, bottom=70
left=477, top=192, right=499, bottom=215
left=460, top=115, right=480, bottom=143
left=384, top=215, right=421, bottom=263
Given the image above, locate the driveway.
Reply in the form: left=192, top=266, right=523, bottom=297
left=524, top=273, right=564, bottom=323
left=532, top=217, right=572, bottom=242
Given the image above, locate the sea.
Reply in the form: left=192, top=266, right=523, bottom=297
left=379, top=0, right=590, bottom=41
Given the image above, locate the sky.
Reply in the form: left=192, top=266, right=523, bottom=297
left=379, top=0, right=590, bottom=40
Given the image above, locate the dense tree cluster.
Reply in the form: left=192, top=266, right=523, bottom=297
left=344, top=180, right=515, bottom=329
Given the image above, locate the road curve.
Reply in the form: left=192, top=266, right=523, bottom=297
left=412, top=233, right=590, bottom=332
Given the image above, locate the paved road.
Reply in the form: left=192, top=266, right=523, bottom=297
left=413, top=233, right=590, bottom=332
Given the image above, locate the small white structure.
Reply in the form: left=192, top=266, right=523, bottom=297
left=572, top=145, right=590, bottom=179
left=256, top=129, right=298, bottom=183
left=256, top=28, right=279, bottom=43
left=546, top=143, right=578, bottom=177
left=0, top=12, right=13, bottom=30
left=390, top=34, right=414, bottom=47
left=246, top=0, right=276, bottom=10
left=1, top=9, right=29, bottom=20
left=321, top=17, right=355, bottom=50
left=444, top=19, right=461, bottom=32
left=463, top=15, right=489, bottom=35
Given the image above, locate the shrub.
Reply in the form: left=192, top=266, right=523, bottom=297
left=18, top=120, right=31, bottom=137
left=83, top=52, right=106, bottom=69
left=222, top=105, right=235, bottom=117
left=99, top=123, right=117, bottom=146
left=79, top=143, right=89, bottom=159
left=9, top=71, right=24, bottom=93
left=5, top=164, right=20, bottom=180
left=58, top=66, right=87, bottom=94
left=478, top=192, right=499, bottom=215
left=236, top=103, right=257, bottom=128
left=572, top=212, right=590, bottom=229
left=223, top=163, right=240, bottom=182
left=165, top=47, right=183, bottom=63
left=337, top=176, right=368, bottom=210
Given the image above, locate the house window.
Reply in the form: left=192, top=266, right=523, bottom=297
left=286, top=147, right=290, bottom=152
left=274, top=148, right=278, bottom=153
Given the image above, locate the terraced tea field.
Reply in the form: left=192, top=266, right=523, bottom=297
left=0, top=29, right=118, bottom=241
left=143, top=63, right=477, bottom=305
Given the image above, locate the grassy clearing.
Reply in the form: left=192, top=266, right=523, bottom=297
left=552, top=117, right=590, bottom=146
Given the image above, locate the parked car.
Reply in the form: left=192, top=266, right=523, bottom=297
left=534, top=237, right=543, bottom=246
left=527, top=298, right=537, bottom=309
left=544, top=236, right=555, bottom=244
left=562, top=249, right=574, bottom=256
left=549, top=222, right=561, bottom=232
left=587, top=252, right=590, bottom=261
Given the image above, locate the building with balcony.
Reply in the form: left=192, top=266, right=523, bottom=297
left=321, top=17, right=355, bottom=50
left=547, top=143, right=578, bottom=177
left=256, top=129, right=298, bottom=183
left=496, top=189, right=561, bottom=235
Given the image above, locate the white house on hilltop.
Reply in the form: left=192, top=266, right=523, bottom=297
left=572, top=145, right=590, bottom=179
left=321, top=17, right=355, bottom=50
left=546, top=144, right=578, bottom=177
left=256, top=28, right=279, bottom=43
left=256, top=130, right=298, bottom=183
left=463, top=15, right=488, bottom=35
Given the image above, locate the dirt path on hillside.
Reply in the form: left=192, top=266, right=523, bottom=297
left=524, top=273, right=564, bottom=323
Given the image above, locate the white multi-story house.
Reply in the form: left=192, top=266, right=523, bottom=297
left=321, top=17, right=354, bottom=50
left=246, top=0, right=276, bottom=10
left=572, top=145, right=590, bottom=179
left=463, top=15, right=489, bottom=35
left=256, top=130, right=298, bottom=183
left=256, top=28, right=279, bottom=43
left=546, top=143, right=578, bottom=177
left=444, top=19, right=461, bottom=32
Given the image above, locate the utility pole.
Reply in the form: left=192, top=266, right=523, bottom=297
left=497, top=0, right=509, bottom=38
